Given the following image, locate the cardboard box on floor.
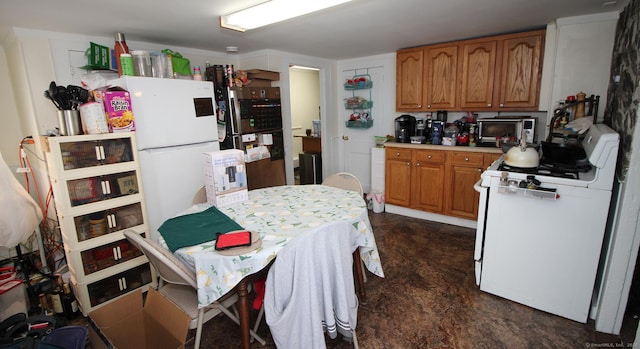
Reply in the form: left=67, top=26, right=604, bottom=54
left=88, top=288, right=191, bottom=349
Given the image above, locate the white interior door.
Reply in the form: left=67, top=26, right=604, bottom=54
left=341, top=66, right=385, bottom=193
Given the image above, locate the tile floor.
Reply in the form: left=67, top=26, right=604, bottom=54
left=188, top=211, right=637, bottom=348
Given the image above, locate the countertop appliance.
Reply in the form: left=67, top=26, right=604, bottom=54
left=477, top=116, right=537, bottom=145
left=207, top=65, right=285, bottom=189
left=108, top=76, right=220, bottom=242
left=473, top=123, right=619, bottom=322
left=395, top=115, right=416, bottom=143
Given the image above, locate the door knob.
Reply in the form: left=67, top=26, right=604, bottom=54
left=342, top=135, right=349, bottom=140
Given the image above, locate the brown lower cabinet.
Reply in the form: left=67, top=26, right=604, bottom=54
left=385, top=145, right=501, bottom=220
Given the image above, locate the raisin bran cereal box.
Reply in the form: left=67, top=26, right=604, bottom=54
left=104, top=88, right=135, bottom=132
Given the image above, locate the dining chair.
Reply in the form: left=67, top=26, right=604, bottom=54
left=264, top=221, right=360, bottom=348
left=322, top=172, right=364, bottom=197
left=322, top=172, right=368, bottom=288
left=123, top=230, right=266, bottom=348
left=191, top=185, right=268, bottom=337
left=192, top=185, right=207, bottom=205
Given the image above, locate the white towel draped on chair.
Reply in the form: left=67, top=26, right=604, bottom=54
left=264, top=221, right=359, bottom=348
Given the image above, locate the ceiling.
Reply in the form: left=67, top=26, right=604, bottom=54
left=0, top=0, right=629, bottom=60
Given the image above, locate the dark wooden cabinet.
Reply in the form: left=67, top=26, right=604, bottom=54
left=246, top=158, right=285, bottom=190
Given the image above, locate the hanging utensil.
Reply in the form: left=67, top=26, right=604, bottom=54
left=48, top=81, right=61, bottom=109
left=56, top=85, right=69, bottom=109
left=43, top=90, right=61, bottom=110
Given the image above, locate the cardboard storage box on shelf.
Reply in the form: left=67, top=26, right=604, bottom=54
left=246, top=69, right=279, bottom=87
left=88, top=288, right=190, bottom=349
left=202, top=149, right=248, bottom=207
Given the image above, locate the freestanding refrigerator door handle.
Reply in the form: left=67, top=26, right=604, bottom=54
left=229, top=91, right=242, bottom=135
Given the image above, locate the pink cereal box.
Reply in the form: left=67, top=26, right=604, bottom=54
left=103, top=88, right=135, bottom=132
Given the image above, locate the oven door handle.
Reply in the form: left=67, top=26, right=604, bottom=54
left=473, top=178, right=485, bottom=193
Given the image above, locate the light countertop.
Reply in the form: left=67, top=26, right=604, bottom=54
left=383, top=142, right=503, bottom=154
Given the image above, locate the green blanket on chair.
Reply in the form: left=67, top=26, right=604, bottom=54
left=158, top=206, right=243, bottom=252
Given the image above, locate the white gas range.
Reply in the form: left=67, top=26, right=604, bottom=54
left=473, top=123, right=620, bottom=323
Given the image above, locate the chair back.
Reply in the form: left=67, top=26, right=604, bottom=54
left=123, top=230, right=197, bottom=288
left=193, top=186, right=207, bottom=204
left=322, top=172, right=363, bottom=196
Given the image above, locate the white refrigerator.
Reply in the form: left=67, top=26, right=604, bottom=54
left=108, top=76, right=220, bottom=242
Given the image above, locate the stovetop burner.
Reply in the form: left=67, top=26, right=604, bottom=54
left=497, top=162, right=590, bottom=180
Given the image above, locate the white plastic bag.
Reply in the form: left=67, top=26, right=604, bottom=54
left=0, top=151, right=43, bottom=248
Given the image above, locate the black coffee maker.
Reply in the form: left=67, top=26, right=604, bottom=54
left=395, top=115, right=416, bottom=143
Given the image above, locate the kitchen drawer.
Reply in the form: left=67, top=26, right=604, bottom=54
left=448, top=151, right=484, bottom=166
left=414, top=149, right=445, bottom=163
left=386, top=148, right=412, bottom=161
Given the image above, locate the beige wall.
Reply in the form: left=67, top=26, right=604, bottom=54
left=289, top=67, right=320, bottom=165
left=0, top=46, right=25, bottom=166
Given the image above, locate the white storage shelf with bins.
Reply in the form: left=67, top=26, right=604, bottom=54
left=44, top=133, right=156, bottom=316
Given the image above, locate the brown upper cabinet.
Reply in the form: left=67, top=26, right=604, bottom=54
left=425, top=44, right=458, bottom=110
left=396, top=29, right=545, bottom=112
left=459, top=39, right=497, bottom=110
left=396, top=48, right=425, bottom=110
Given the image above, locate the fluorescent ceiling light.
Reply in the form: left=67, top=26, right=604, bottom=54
left=290, top=65, right=320, bottom=71
left=220, top=0, right=352, bottom=32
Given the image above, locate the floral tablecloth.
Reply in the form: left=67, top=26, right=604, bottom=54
left=172, top=185, right=384, bottom=308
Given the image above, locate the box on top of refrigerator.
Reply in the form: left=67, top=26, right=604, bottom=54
left=103, top=88, right=135, bottom=132
left=202, top=149, right=248, bottom=207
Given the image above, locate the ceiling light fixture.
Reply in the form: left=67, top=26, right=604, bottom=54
left=220, top=0, right=352, bottom=32
left=290, top=65, right=320, bottom=71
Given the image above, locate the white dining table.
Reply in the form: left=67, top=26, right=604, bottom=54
left=165, top=184, right=384, bottom=349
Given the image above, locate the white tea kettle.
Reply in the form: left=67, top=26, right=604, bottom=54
left=504, top=134, right=540, bottom=168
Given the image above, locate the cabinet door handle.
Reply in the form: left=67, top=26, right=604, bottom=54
left=113, top=247, right=122, bottom=261
left=101, top=180, right=111, bottom=195
left=95, top=146, right=106, bottom=161
left=118, top=277, right=127, bottom=291
left=465, top=158, right=469, bottom=161
left=417, top=104, right=421, bottom=108
left=427, top=155, right=432, bottom=159
left=487, top=103, right=492, bottom=107
left=499, top=103, right=504, bottom=107
left=406, top=162, right=411, bottom=166
left=107, top=214, right=116, bottom=229
left=396, top=152, right=400, bottom=157
left=478, top=168, right=482, bottom=172
left=427, top=104, right=431, bottom=108
left=416, top=162, right=420, bottom=167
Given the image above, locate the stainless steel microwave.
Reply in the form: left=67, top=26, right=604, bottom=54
left=477, top=117, right=537, bottom=144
